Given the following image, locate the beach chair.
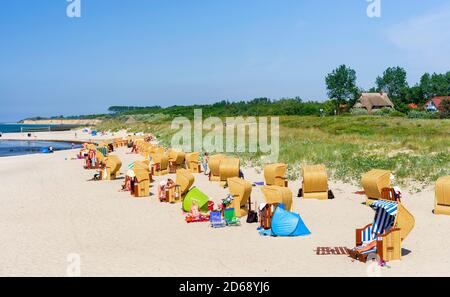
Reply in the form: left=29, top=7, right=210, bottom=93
left=210, top=211, right=226, bottom=228
left=133, top=165, right=150, bottom=198
left=219, top=157, right=240, bottom=186
left=151, top=153, right=169, bottom=176
left=167, top=169, right=195, bottom=203
left=350, top=199, right=415, bottom=263
left=227, top=177, right=252, bottom=217
left=104, top=155, right=122, bottom=180
left=185, top=152, right=201, bottom=173
left=361, top=169, right=392, bottom=205
left=208, top=154, right=226, bottom=181
left=168, top=149, right=186, bottom=173
left=434, top=176, right=450, bottom=215
left=264, top=163, right=288, bottom=187
left=302, top=165, right=329, bottom=200
left=224, top=208, right=240, bottom=226
left=261, top=186, right=293, bottom=212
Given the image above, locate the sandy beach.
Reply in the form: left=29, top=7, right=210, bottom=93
left=1, top=130, right=449, bottom=277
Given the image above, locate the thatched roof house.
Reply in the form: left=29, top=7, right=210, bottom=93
left=353, top=93, right=394, bottom=113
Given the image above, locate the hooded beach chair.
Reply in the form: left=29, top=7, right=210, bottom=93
left=151, top=153, right=169, bottom=176
left=104, top=155, right=122, bottom=180
left=168, top=149, right=186, bottom=173
left=361, top=169, right=392, bottom=206
left=227, top=177, right=252, bottom=217
left=219, top=157, right=240, bottom=186
left=133, top=164, right=150, bottom=198
left=167, top=169, right=195, bottom=203
left=208, top=154, right=226, bottom=181
left=302, top=165, right=329, bottom=200
left=264, top=163, right=288, bottom=187
left=185, top=152, right=201, bottom=173
left=350, top=199, right=415, bottom=263
left=434, top=176, right=450, bottom=215
left=261, top=186, right=293, bottom=212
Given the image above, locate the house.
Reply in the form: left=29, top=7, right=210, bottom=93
left=353, top=93, right=395, bottom=113
left=423, top=96, right=449, bottom=112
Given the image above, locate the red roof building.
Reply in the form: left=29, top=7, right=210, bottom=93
left=423, top=96, right=450, bottom=112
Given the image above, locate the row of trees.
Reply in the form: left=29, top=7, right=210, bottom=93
left=325, top=65, right=450, bottom=112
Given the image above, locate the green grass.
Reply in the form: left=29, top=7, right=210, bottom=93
left=96, top=115, right=450, bottom=188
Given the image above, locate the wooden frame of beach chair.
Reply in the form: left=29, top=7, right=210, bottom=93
left=133, top=163, right=150, bottom=198
left=168, top=150, right=186, bottom=173
left=219, top=158, right=240, bottom=187
left=151, top=153, right=169, bottom=176
left=434, top=176, right=450, bottom=215
left=227, top=177, right=252, bottom=217
left=264, top=163, right=288, bottom=187
left=352, top=199, right=415, bottom=263
left=208, top=154, right=226, bottom=181
left=261, top=186, right=293, bottom=212
left=185, top=152, right=201, bottom=173
left=361, top=169, right=392, bottom=206
left=104, top=155, right=122, bottom=180
left=302, top=165, right=329, bottom=200
left=167, top=169, right=195, bottom=203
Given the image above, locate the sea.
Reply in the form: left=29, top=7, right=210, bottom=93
left=0, top=123, right=82, bottom=157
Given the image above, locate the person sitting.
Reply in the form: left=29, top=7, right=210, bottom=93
left=157, top=178, right=175, bottom=202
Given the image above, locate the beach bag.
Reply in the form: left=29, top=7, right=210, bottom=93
left=297, top=188, right=303, bottom=198
left=328, top=190, right=335, bottom=200
left=246, top=197, right=258, bottom=224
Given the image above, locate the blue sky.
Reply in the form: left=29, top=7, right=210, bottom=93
left=1, top=0, right=450, bottom=121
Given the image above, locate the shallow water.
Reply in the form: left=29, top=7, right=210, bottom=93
left=0, top=140, right=82, bottom=157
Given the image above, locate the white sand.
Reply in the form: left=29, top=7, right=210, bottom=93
left=0, top=130, right=449, bottom=276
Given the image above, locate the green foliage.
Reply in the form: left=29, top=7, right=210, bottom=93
left=350, top=108, right=369, bottom=116
left=375, top=66, right=409, bottom=105
left=407, top=110, right=439, bottom=119
left=439, top=99, right=450, bottom=119
left=325, top=65, right=359, bottom=109
left=372, top=107, right=404, bottom=117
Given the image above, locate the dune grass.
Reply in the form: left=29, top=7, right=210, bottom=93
left=97, top=115, right=450, bottom=188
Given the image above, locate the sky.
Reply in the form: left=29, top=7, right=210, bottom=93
left=1, top=0, right=450, bottom=122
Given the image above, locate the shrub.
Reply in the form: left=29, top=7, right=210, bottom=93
left=350, top=108, right=369, bottom=115
left=407, top=110, right=439, bottom=119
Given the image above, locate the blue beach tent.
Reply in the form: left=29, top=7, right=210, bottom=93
left=259, top=204, right=311, bottom=237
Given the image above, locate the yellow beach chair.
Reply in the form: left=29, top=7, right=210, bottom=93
left=228, top=177, right=252, bottom=217
left=185, top=152, right=201, bottom=173
left=302, top=165, right=329, bottom=200
left=219, top=157, right=240, bottom=186
left=351, top=199, right=415, bottom=263
left=361, top=169, right=392, bottom=205
left=261, top=186, right=293, bottom=212
left=208, top=154, right=226, bottom=181
left=168, top=149, right=186, bottom=173
left=152, top=153, right=169, bottom=176
left=104, top=155, right=122, bottom=180
left=167, top=169, right=195, bottom=203
left=133, top=162, right=150, bottom=198
left=434, top=176, right=450, bottom=215
left=264, top=163, right=288, bottom=187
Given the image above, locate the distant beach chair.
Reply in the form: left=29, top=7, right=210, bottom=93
left=264, top=163, right=288, bottom=187
left=219, top=157, right=240, bottom=186
left=227, top=177, right=252, bottom=217
left=301, top=164, right=330, bottom=200
left=434, top=176, right=450, bottom=215
left=185, top=152, right=201, bottom=173
left=168, top=149, right=186, bottom=173
left=104, top=155, right=122, bottom=180
left=349, top=198, right=415, bottom=263
left=208, top=154, right=226, bottom=182
left=151, top=153, right=169, bottom=176
left=261, top=186, right=293, bottom=212
left=133, top=162, right=150, bottom=198
left=361, top=169, right=392, bottom=205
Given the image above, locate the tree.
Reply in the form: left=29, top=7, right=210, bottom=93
left=325, top=65, right=358, bottom=113
left=376, top=67, right=409, bottom=105
left=440, top=99, right=450, bottom=119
